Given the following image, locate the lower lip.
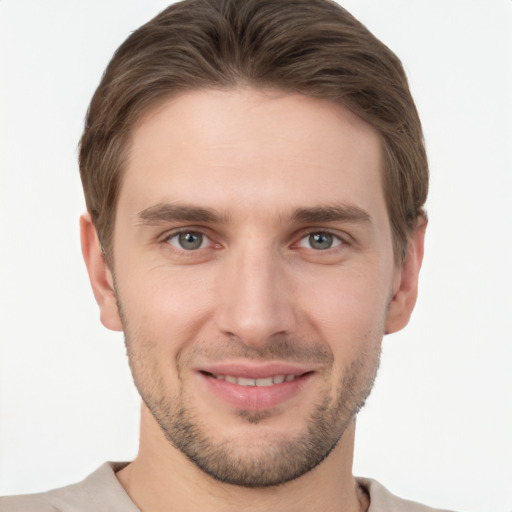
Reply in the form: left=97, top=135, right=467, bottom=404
left=201, top=373, right=312, bottom=411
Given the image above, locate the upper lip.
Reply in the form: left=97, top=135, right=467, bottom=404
left=197, top=361, right=314, bottom=379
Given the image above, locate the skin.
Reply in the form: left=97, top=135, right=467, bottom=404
left=81, top=88, right=425, bottom=512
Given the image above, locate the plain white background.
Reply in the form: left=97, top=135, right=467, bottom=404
left=1, top=1, right=511, bottom=510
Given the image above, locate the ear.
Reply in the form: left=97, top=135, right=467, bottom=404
left=80, top=213, right=123, bottom=332
left=385, top=217, right=427, bottom=335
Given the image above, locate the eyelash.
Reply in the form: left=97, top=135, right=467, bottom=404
left=295, top=231, right=344, bottom=251
left=164, top=230, right=215, bottom=251
left=162, top=227, right=348, bottom=254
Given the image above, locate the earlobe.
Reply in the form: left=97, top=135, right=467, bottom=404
left=80, top=213, right=123, bottom=332
left=385, top=217, right=427, bottom=335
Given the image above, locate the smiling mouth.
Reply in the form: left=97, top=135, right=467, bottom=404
left=201, top=372, right=311, bottom=387
left=199, top=369, right=314, bottom=410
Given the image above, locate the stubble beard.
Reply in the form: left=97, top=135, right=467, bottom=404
left=155, top=357, right=378, bottom=487
left=123, top=327, right=382, bottom=488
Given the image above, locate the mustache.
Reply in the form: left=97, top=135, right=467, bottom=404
left=184, top=335, right=333, bottom=366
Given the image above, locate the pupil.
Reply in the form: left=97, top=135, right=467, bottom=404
left=310, top=233, right=332, bottom=250
left=179, top=232, right=202, bottom=250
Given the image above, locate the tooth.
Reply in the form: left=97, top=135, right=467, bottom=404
left=238, top=377, right=256, bottom=386
left=255, top=377, right=273, bottom=387
left=215, top=374, right=297, bottom=386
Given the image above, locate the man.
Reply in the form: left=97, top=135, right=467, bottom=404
left=0, top=0, right=453, bottom=510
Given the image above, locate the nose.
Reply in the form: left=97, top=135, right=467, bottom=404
left=214, top=242, right=297, bottom=347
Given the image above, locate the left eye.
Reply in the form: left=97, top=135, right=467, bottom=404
left=297, top=232, right=342, bottom=251
left=166, top=231, right=211, bottom=251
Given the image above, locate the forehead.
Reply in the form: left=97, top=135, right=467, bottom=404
left=120, top=87, right=385, bottom=222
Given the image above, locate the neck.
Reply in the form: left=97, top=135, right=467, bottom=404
left=116, top=405, right=367, bottom=512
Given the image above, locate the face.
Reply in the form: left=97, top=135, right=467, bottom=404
left=83, top=88, right=422, bottom=487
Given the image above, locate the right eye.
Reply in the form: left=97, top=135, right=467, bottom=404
left=166, top=231, right=211, bottom=251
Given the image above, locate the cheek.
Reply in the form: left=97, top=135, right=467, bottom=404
left=298, top=266, right=391, bottom=349
left=117, top=263, right=217, bottom=349
left=118, top=270, right=217, bottom=397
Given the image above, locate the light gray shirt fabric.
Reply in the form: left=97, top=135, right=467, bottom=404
left=0, top=462, right=455, bottom=512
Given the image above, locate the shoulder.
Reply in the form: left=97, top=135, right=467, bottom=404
left=357, top=477, right=458, bottom=512
left=0, top=462, right=138, bottom=512
left=0, top=492, right=58, bottom=512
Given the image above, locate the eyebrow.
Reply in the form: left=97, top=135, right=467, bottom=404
left=136, top=203, right=228, bottom=225
left=137, top=202, right=371, bottom=227
left=290, top=204, right=371, bottom=224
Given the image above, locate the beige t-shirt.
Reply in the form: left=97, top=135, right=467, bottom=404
left=0, top=462, right=455, bottom=512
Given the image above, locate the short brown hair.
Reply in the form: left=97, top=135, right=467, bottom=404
left=79, top=0, right=428, bottom=263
